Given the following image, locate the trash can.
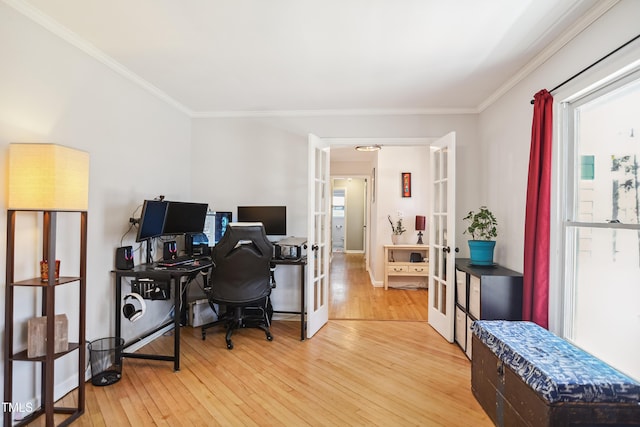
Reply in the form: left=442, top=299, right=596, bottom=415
left=88, top=337, right=124, bottom=386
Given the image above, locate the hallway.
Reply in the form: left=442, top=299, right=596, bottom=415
left=329, top=252, right=429, bottom=321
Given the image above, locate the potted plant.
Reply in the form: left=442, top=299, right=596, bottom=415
left=388, top=215, right=406, bottom=244
left=463, top=206, right=497, bottom=266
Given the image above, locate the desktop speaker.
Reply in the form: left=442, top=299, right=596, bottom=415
left=163, top=241, right=178, bottom=260
left=115, top=246, right=134, bottom=270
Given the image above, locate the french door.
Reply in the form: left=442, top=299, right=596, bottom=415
left=428, top=132, right=456, bottom=341
left=307, top=134, right=330, bottom=338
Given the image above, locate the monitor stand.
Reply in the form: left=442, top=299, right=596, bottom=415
left=145, top=238, right=154, bottom=264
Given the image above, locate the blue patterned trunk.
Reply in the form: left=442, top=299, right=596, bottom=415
left=471, top=320, right=640, bottom=426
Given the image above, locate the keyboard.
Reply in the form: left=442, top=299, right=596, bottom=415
left=156, top=256, right=194, bottom=267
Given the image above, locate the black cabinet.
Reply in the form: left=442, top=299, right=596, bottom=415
left=454, top=258, right=522, bottom=359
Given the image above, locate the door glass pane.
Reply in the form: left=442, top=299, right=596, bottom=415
left=442, top=217, right=448, bottom=249
left=316, top=148, right=324, bottom=176
left=440, top=283, right=447, bottom=315
left=432, top=280, right=439, bottom=309
left=442, top=148, right=448, bottom=178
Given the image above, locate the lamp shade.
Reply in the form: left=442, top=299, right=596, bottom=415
left=8, top=143, right=89, bottom=211
left=415, top=215, right=426, bottom=231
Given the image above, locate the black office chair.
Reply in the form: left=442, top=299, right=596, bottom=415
left=201, top=222, right=274, bottom=349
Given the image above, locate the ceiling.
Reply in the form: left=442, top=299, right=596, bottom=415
left=10, top=0, right=605, bottom=117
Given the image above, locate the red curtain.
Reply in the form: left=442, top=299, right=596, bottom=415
left=523, top=89, right=553, bottom=329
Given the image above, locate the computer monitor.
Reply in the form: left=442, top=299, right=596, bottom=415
left=202, top=211, right=233, bottom=245
left=136, top=200, right=169, bottom=242
left=162, top=201, right=209, bottom=235
left=237, top=206, right=286, bottom=236
left=214, top=211, right=232, bottom=244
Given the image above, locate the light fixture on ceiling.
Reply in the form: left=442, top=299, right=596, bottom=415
left=355, top=144, right=382, bottom=152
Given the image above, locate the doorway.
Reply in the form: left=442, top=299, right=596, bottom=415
left=329, top=142, right=433, bottom=321
left=331, top=178, right=366, bottom=255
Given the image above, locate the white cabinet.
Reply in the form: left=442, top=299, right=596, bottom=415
left=383, top=244, right=429, bottom=290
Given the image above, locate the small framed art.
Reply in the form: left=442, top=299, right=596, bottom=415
left=402, top=172, right=411, bottom=197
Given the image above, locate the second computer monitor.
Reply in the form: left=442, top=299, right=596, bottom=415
left=237, top=206, right=286, bottom=236
left=162, top=201, right=209, bottom=235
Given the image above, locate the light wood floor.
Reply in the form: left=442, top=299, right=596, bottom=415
left=329, top=253, right=429, bottom=321
left=34, top=253, right=491, bottom=426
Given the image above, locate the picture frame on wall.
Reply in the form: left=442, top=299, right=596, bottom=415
left=402, top=172, right=411, bottom=197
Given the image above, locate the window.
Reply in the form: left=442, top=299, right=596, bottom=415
left=560, top=69, right=640, bottom=380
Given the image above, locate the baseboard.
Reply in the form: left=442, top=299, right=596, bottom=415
left=369, top=269, right=383, bottom=287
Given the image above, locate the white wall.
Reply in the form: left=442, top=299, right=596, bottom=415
left=372, top=146, right=430, bottom=283
left=0, top=3, right=192, bottom=406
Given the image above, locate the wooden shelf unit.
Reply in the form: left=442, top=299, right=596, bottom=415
left=383, top=244, right=429, bottom=290
left=4, top=210, right=87, bottom=427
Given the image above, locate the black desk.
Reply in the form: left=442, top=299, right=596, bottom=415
left=271, top=257, right=307, bottom=340
left=112, top=260, right=212, bottom=371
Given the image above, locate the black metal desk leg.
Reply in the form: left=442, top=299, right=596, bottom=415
left=115, top=273, right=122, bottom=366
left=173, top=277, right=180, bottom=371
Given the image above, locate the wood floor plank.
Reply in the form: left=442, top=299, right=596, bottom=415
left=31, top=253, right=490, bottom=426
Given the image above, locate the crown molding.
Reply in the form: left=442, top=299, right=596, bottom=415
left=190, top=107, right=478, bottom=119
left=477, top=0, right=619, bottom=112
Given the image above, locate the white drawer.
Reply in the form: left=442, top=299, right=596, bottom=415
left=455, top=307, right=466, bottom=349
left=387, top=265, right=409, bottom=274
left=469, top=275, right=481, bottom=319
left=409, top=264, right=428, bottom=275
left=466, top=315, right=474, bottom=359
left=456, top=271, right=467, bottom=306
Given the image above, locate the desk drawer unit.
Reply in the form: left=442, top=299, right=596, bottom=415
left=383, top=244, right=429, bottom=290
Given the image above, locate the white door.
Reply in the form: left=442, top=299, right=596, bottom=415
left=307, top=134, right=330, bottom=338
left=428, top=132, right=456, bottom=342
